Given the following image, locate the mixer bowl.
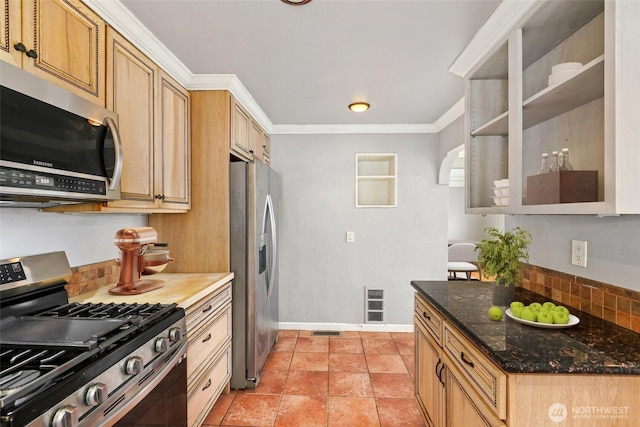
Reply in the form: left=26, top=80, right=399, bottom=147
left=142, top=249, right=173, bottom=275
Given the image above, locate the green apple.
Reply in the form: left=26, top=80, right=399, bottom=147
left=510, top=301, right=525, bottom=311
left=528, top=302, right=542, bottom=311
left=520, top=308, right=537, bottom=322
left=510, top=305, right=524, bottom=318
left=537, top=311, right=554, bottom=324
left=488, top=306, right=503, bottom=321
left=555, top=306, right=570, bottom=316
left=542, top=301, right=556, bottom=310
left=553, top=311, right=570, bottom=324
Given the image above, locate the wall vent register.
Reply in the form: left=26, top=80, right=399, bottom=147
left=365, top=288, right=385, bottom=323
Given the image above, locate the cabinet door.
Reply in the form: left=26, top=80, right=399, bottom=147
left=22, top=0, right=105, bottom=105
left=231, top=98, right=252, bottom=160
left=444, top=361, right=506, bottom=427
left=157, top=70, right=190, bottom=208
left=249, top=120, right=262, bottom=160
left=106, top=28, right=156, bottom=207
left=261, top=132, right=271, bottom=164
left=415, top=316, right=444, bottom=427
left=1, top=0, right=21, bottom=66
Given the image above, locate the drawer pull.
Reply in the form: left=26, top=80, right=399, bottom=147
left=460, top=351, right=475, bottom=368
left=202, top=378, right=212, bottom=391
left=202, top=305, right=212, bottom=313
left=202, top=333, right=212, bottom=343
left=422, top=311, right=431, bottom=321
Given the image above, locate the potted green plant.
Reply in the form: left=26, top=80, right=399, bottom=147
left=476, top=226, right=531, bottom=286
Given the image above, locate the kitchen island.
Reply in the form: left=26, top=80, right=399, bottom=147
left=72, top=272, right=234, bottom=427
left=412, top=280, right=640, bottom=427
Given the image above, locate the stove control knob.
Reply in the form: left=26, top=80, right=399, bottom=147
left=169, top=327, right=182, bottom=342
left=51, top=405, right=78, bottom=427
left=85, top=382, right=108, bottom=406
left=155, top=337, right=169, bottom=353
left=125, top=356, right=144, bottom=375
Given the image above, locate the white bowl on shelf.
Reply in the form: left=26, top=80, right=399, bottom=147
left=492, top=196, right=509, bottom=206
left=548, top=62, right=583, bottom=86
left=492, top=187, right=509, bottom=197
left=551, top=62, right=583, bottom=74
left=493, top=179, right=509, bottom=188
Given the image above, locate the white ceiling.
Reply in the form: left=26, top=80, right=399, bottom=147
left=118, top=0, right=500, bottom=128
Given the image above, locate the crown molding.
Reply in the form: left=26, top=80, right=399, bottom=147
left=85, top=0, right=464, bottom=136
left=271, top=123, right=437, bottom=135
left=448, top=0, right=544, bottom=78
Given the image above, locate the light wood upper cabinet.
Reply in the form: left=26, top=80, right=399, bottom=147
left=1, top=0, right=106, bottom=105
left=231, top=98, right=252, bottom=161
left=156, top=70, right=190, bottom=208
left=105, top=29, right=189, bottom=211
left=231, top=96, right=271, bottom=164
left=107, top=28, right=156, bottom=205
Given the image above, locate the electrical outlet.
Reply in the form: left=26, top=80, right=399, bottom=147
left=346, top=231, right=355, bottom=243
left=571, top=240, right=587, bottom=267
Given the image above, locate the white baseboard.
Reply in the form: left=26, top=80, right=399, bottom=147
left=278, top=322, right=414, bottom=333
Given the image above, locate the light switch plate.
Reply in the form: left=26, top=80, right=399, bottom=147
left=346, top=231, right=355, bottom=243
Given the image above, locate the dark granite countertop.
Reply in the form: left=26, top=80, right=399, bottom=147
left=411, top=281, right=640, bottom=375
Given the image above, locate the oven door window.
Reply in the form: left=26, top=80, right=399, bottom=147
left=113, top=358, right=187, bottom=426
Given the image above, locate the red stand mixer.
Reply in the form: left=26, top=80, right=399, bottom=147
left=109, top=227, right=173, bottom=295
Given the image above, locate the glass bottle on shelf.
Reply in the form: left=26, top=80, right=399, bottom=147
left=538, top=153, right=549, bottom=174
left=558, top=148, right=573, bottom=171
left=549, top=151, right=559, bottom=172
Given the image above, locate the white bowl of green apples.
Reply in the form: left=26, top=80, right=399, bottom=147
left=505, top=301, right=580, bottom=329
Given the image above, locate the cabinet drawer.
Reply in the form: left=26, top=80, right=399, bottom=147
left=186, top=282, right=231, bottom=332
left=187, top=302, right=232, bottom=381
left=443, top=323, right=506, bottom=420
left=414, top=294, right=443, bottom=345
left=188, top=347, right=231, bottom=427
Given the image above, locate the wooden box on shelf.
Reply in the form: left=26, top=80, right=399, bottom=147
left=525, top=170, right=597, bottom=205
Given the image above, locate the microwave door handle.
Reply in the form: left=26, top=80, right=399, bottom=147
left=103, top=116, right=123, bottom=191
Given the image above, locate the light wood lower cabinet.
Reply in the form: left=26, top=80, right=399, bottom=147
left=415, top=313, right=445, bottom=427
left=185, top=281, right=232, bottom=427
left=415, top=293, right=640, bottom=427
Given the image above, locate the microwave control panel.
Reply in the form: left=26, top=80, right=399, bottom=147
left=0, top=167, right=106, bottom=195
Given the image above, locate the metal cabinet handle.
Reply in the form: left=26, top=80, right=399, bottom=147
left=435, top=359, right=445, bottom=385
left=202, top=333, right=212, bottom=343
left=202, top=305, right=212, bottom=313
left=202, top=379, right=212, bottom=391
left=26, top=49, right=38, bottom=59
left=422, top=311, right=431, bottom=321
left=460, top=352, right=474, bottom=368
left=14, top=42, right=26, bottom=52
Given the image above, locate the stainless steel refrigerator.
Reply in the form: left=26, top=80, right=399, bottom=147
left=229, top=160, right=279, bottom=389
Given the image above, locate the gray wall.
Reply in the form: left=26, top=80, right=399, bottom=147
left=0, top=209, right=146, bottom=266
left=270, top=133, right=447, bottom=327
left=448, top=186, right=503, bottom=242
left=507, top=215, right=640, bottom=292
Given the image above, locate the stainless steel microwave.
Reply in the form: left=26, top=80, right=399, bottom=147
left=0, top=62, right=122, bottom=205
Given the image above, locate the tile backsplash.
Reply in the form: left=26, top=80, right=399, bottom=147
left=65, top=259, right=119, bottom=298
left=521, top=264, right=640, bottom=333
left=67, top=259, right=640, bottom=333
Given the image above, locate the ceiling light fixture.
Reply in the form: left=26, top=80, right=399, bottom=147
left=349, top=102, right=370, bottom=113
left=281, top=0, right=312, bottom=5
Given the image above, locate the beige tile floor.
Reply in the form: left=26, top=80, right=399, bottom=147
left=202, top=330, right=425, bottom=427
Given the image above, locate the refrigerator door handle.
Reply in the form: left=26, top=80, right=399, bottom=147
left=263, top=194, right=277, bottom=299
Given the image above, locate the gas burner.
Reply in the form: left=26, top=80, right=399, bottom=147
left=0, top=370, right=41, bottom=397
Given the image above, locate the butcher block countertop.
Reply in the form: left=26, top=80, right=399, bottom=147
left=70, top=272, right=234, bottom=309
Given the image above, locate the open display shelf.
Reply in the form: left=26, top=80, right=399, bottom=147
left=355, top=153, right=397, bottom=208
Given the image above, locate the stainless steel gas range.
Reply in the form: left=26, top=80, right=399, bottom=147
left=0, top=252, right=187, bottom=427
